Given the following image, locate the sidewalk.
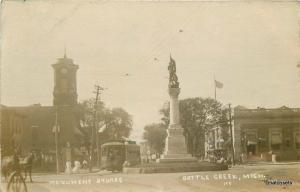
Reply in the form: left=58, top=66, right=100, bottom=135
left=32, top=168, right=102, bottom=176
left=239, top=161, right=300, bottom=166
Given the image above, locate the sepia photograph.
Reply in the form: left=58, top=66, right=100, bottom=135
left=0, top=0, right=300, bottom=191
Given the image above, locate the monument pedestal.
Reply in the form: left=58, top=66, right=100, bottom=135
left=158, top=88, right=197, bottom=163
left=159, top=124, right=196, bottom=163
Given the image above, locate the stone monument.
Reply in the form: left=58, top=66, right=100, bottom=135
left=123, top=55, right=228, bottom=173
left=159, top=56, right=196, bottom=163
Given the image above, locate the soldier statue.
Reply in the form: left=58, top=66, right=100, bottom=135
left=168, top=55, right=179, bottom=88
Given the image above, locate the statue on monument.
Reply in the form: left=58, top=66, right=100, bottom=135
left=168, top=55, right=179, bottom=88
left=159, top=54, right=196, bottom=163
left=129, top=54, right=227, bottom=172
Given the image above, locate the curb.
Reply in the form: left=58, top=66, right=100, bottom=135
left=240, top=162, right=300, bottom=166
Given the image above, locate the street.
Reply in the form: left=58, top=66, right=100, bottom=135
left=2, top=164, right=298, bottom=192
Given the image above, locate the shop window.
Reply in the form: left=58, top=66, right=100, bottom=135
left=283, top=127, right=293, bottom=149
left=271, top=133, right=281, bottom=151
left=295, top=133, right=300, bottom=149
left=271, top=144, right=281, bottom=150
left=285, top=139, right=290, bottom=148
left=258, top=129, right=268, bottom=149
left=258, top=139, right=268, bottom=152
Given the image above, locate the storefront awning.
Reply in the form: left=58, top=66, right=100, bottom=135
left=295, top=134, right=300, bottom=143
left=247, top=140, right=257, bottom=145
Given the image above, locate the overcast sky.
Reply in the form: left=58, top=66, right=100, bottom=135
left=1, top=0, right=300, bottom=140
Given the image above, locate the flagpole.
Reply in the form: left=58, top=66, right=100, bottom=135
left=214, top=83, right=216, bottom=100
left=214, top=75, right=216, bottom=100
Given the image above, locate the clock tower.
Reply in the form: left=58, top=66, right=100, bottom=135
left=52, top=53, right=79, bottom=106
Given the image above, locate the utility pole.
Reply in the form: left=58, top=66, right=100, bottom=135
left=54, top=105, right=60, bottom=174
left=89, top=85, right=105, bottom=172
left=296, top=62, right=300, bottom=82
left=228, top=104, right=235, bottom=166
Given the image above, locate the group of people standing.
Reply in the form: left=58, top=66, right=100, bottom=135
left=145, top=150, right=159, bottom=163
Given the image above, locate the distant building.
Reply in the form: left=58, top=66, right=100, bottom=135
left=233, top=106, right=300, bottom=162
left=1, top=105, right=26, bottom=156
left=1, top=54, right=84, bottom=166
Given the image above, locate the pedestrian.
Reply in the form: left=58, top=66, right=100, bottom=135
left=23, top=152, right=34, bottom=182
left=240, top=153, right=245, bottom=164
left=65, top=161, right=72, bottom=174
left=151, top=153, right=156, bottom=162
left=146, top=150, right=151, bottom=163
left=82, top=159, right=88, bottom=169
left=72, top=160, right=81, bottom=174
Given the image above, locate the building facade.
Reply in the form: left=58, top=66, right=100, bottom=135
left=52, top=53, right=79, bottom=106
left=233, top=106, right=300, bottom=162
left=0, top=105, right=26, bottom=156
left=1, top=53, right=84, bottom=170
left=51, top=53, right=82, bottom=147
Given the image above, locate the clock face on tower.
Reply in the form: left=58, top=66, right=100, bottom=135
left=60, top=68, right=68, bottom=74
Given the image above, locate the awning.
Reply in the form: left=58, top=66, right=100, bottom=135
left=271, top=134, right=282, bottom=144
left=247, top=140, right=257, bottom=145
left=246, top=133, right=257, bottom=145
left=295, top=134, right=300, bottom=143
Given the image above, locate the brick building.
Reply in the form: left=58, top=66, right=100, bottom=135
left=233, top=106, right=300, bottom=162
left=1, top=105, right=26, bottom=156
left=1, top=53, right=84, bottom=168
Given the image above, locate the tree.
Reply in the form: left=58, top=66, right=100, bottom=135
left=159, top=102, right=170, bottom=127
left=102, top=107, right=132, bottom=142
left=76, top=98, right=106, bottom=154
left=143, top=123, right=167, bottom=154
left=159, top=97, right=229, bottom=157
left=78, top=99, right=133, bottom=146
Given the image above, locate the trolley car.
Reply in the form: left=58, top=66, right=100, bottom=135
left=100, top=140, right=141, bottom=172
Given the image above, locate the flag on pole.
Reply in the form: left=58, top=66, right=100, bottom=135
left=215, top=80, right=223, bottom=89
left=98, top=123, right=106, bottom=133
left=52, top=125, right=60, bottom=133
